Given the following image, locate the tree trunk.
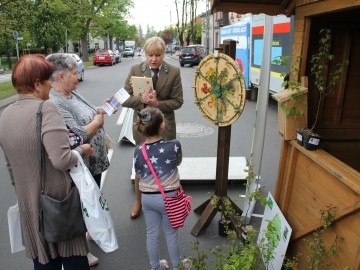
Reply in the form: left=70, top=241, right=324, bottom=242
left=81, top=34, right=89, bottom=62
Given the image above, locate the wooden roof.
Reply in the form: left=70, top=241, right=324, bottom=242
left=210, top=0, right=295, bottom=16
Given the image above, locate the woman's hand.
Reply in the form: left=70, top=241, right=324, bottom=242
left=98, top=98, right=118, bottom=115
left=81, top=144, right=94, bottom=159
left=93, top=114, right=104, bottom=127
left=141, top=87, right=159, bottom=107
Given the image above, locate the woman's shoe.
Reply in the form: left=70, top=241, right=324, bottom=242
left=130, top=202, right=142, bottom=219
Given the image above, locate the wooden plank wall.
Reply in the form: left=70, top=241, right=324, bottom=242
left=274, top=140, right=360, bottom=269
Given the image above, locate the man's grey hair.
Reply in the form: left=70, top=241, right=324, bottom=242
left=45, top=53, right=77, bottom=82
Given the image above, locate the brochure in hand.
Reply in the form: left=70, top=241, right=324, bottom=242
left=102, top=88, right=130, bottom=116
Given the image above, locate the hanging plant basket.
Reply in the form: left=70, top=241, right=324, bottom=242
left=303, top=130, right=321, bottom=150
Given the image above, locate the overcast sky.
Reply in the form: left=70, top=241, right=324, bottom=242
left=128, top=0, right=207, bottom=31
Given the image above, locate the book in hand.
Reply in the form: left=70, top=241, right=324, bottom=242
left=131, top=76, right=152, bottom=96
left=102, top=88, right=130, bottom=116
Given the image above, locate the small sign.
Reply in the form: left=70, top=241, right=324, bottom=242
left=257, top=192, right=292, bottom=270
left=12, top=31, right=19, bottom=40
left=17, top=37, right=23, bottom=41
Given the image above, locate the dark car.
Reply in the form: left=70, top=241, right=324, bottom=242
left=179, top=45, right=206, bottom=67
left=93, top=49, right=116, bottom=66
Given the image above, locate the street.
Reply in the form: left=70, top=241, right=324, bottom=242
left=0, top=54, right=281, bottom=269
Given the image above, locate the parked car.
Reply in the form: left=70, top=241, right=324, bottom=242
left=114, top=50, right=121, bottom=63
left=47, top=53, right=84, bottom=81
left=122, top=47, right=134, bottom=57
left=93, top=49, right=116, bottom=66
left=179, top=45, right=207, bottom=67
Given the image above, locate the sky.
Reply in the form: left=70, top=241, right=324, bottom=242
left=128, top=0, right=207, bottom=32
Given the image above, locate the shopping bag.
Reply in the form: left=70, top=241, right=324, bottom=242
left=69, top=150, right=118, bottom=253
left=7, top=202, right=25, bottom=253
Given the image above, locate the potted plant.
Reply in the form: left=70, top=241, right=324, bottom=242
left=274, top=28, right=348, bottom=149
left=301, top=28, right=348, bottom=150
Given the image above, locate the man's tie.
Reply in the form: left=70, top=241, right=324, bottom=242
left=152, top=69, right=159, bottom=90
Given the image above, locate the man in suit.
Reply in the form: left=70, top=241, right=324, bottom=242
left=122, top=37, right=184, bottom=219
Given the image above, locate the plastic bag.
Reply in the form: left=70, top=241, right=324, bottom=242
left=69, top=150, right=118, bottom=253
left=7, top=202, right=25, bottom=253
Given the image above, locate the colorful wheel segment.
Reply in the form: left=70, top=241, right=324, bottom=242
left=193, top=53, right=246, bottom=126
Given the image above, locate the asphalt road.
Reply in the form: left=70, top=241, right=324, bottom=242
left=0, top=54, right=281, bottom=269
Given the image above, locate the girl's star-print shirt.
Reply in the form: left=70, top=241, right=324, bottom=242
left=134, top=139, right=182, bottom=192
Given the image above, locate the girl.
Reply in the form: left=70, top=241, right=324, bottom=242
left=133, top=107, right=187, bottom=270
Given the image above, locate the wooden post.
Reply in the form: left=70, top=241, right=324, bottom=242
left=191, top=40, right=243, bottom=236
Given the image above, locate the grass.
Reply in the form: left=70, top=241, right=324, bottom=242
left=84, top=61, right=93, bottom=68
left=0, top=81, right=16, bottom=99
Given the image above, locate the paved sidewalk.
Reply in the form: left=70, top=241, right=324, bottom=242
left=0, top=94, right=17, bottom=109
left=0, top=73, right=11, bottom=83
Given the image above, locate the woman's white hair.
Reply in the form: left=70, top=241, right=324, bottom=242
left=45, top=53, right=77, bottom=82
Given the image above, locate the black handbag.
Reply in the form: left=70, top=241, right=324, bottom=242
left=37, top=102, right=86, bottom=243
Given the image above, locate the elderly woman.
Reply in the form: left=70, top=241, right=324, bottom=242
left=46, top=53, right=111, bottom=266
left=122, top=37, right=184, bottom=219
left=46, top=53, right=109, bottom=187
left=0, top=54, right=93, bottom=270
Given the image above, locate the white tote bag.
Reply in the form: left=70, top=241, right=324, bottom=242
left=7, top=202, right=25, bottom=253
left=69, top=150, right=118, bottom=253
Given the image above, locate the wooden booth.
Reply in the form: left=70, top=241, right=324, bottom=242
left=211, top=0, right=360, bottom=269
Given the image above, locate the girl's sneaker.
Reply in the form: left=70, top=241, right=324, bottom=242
left=159, top=259, right=169, bottom=270
left=181, top=258, right=192, bottom=269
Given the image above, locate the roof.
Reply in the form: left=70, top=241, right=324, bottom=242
left=210, top=0, right=295, bottom=16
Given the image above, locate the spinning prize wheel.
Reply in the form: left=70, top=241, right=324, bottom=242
left=194, top=53, right=246, bottom=126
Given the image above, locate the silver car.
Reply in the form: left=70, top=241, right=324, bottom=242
left=122, top=48, right=134, bottom=57
left=68, top=53, right=85, bottom=81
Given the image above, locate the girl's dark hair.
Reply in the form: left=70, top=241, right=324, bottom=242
left=136, top=107, right=164, bottom=137
left=12, top=54, right=54, bottom=94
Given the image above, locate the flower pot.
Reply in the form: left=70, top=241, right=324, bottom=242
left=303, top=131, right=321, bottom=151
left=241, top=225, right=254, bottom=244
left=296, top=128, right=304, bottom=146
left=218, top=218, right=232, bottom=237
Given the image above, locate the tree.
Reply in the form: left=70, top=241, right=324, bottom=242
left=91, top=0, right=134, bottom=50
left=174, top=0, right=188, bottom=46
left=0, top=0, right=31, bottom=65
left=135, top=24, right=144, bottom=47
left=174, top=0, right=201, bottom=46
left=158, top=27, right=177, bottom=45
left=145, top=25, right=158, bottom=40
left=66, top=0, right=133, bottom=62
left=26, top=0, right=70, bottom=53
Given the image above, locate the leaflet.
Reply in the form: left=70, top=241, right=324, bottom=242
left=102, top=87, right=130, bottom=116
